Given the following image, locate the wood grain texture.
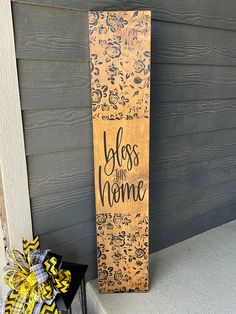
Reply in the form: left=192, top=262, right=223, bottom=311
left=89, top=10, right=151, bottom=293
left=18, top=60, right=236, bottom=110
left=12, top=0, right=236, bottom=31
left=12, top=2, right=236, bottom=65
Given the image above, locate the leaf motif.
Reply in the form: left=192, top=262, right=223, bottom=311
left=134, top=77, right=142, bottom=84
left=102, top=85, right=108, bottom=92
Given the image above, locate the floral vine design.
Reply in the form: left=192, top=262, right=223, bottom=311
left=96, top=213, right=149, bottom=293
left=89, top=11, right=151, bottom=121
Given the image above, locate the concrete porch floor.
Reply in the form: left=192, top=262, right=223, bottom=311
left=86, top=220, right=236, bottom=314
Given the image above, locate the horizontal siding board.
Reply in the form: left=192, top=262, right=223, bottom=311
left=12, top=0, right=236, bottom=31
left=153, top=64, right=236, bottom=104
left=19, top=60, right=236, bottom=110
left=150, top=179, right=236, bottom=225
left=32, top=154, right=236, bottom=234
left=13, top=2, right=236, bottom=65
left=151, top=155, right=236, bottom=199
left=27, top=148, right=93, bottom=197
left=150, top=202, right=236, bottom=253
left=18, top=60, right=90, bottom=109
left=154, top=98, right=236, bottom=138
left=154, top=21, right=236, bottom=65
left=31, top=186, right=95, bottom=234
left=39, top=220, right=97, bottom=279
left=12, top=2, right=88, bottom=61
left=38, top=180, right=236, bottom=277
left=28, top=127, right=236, bottom=198
left=151, top=128, right=236, bottom=168
left=23, top=108, right=92, bottom=154
left=39, top=219, right=96, bottom=257
left=23, top=98, right=236, bottom=155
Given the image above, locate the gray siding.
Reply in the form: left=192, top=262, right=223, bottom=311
left=12, top=0, right=236, bottom=279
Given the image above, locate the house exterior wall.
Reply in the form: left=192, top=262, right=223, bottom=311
left=0, top=171, right=7, bottom=299
left=11, top=0, right=236, bottom=279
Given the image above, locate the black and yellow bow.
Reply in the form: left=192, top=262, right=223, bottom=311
left=3, top=237, right=71, bottom=314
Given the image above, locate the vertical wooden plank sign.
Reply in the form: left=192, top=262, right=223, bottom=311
left=89, top=11, right=151, bottom=293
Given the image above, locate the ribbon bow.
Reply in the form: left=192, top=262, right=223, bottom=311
left=2, top=237, right=71, bottom=314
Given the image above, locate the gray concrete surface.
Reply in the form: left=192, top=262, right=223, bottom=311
left=86, top=221, right=236, bottom=314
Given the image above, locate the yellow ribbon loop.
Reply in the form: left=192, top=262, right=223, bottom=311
left=3, top=237, right=71, bottom=314
left=44, top=257, right=71, bottom=294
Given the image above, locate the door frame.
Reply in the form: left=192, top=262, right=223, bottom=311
left=0, top=0, right=33, bottom=298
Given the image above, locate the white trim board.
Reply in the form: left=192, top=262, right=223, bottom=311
left=0, top=0, right=33, bottom=298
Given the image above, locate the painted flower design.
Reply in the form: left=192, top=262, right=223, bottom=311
left=97, top=213, right=107, bottom=225
left=91, top=89, right=102, bottom=104
left=112, top=251, right=122, bottom=261
left=106, top=64, right=119, bottom=85
left=118, top=17, right=128, bottom=28
left=106, top=222, right=114, bottom=230
left=97, top=246, right=102, bottom=258
left=135, top=248, right=145, bottom=258
left=105, top=42, right=121, bottom=59
left=106, top=14, right=118, bottom=32
left=89, top=10, right=150, bottom=121
left=134, top=60, right=145, bottom=73
left=102, top=103, right=110, bottom=111
left=98, top=270, right=108, bottom=281
left=89, top=12, right=99, bottom=27
left=114, top=270, right=123, bottom=283
left=109, top=89, right=119, bottom=108
left=120, top=96, right=129, bottom=106
left=96, top=213, right=148, bottom=292
left=113, top=214, right=122, bottom=225
left=106, top=64, right=118, bottom=76
left=89, top=10, right=151, bottom=291
left=111, top=235, right=125, bottom=247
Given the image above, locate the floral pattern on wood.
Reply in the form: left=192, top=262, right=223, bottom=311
left=89, top=11, right=151, bottom=121
left=96, top=213, right=149, bottom=293
left=89, top=10, right=151, bottom=293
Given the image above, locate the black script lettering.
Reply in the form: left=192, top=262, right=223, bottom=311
left=99, top=166, right=146, bottom=207
left=103, top=127, right=140, bottom=176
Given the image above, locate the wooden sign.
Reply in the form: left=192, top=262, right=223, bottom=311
left=89, top=10, right=151, bottom=293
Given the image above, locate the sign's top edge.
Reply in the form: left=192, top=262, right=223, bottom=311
left=88, top=10, right=151, bottom=13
